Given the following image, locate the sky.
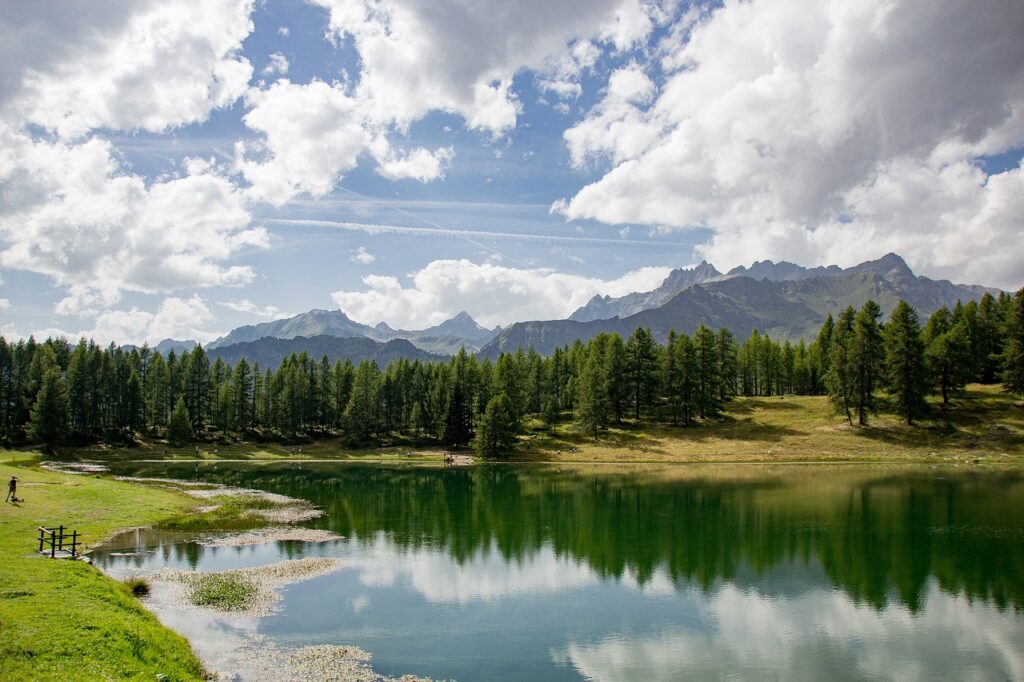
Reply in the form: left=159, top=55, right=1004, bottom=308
left=0, top=0, right=1022, bottom=345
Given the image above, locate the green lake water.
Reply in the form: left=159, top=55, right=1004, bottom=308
left=93, top=463, right=1024, bottom=681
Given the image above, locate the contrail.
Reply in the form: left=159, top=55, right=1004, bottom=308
left=264, top=218, right=689, bottom=248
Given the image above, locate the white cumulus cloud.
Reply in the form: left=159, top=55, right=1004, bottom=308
left=558, top=0, right=1024, bottom=289
left=219, top=299, right=290, bottom=319
left=330, top=259, right=672, bottom=329
left=262, top=52, right=289, bottom=76
left=0, top=0, right=254, bottom=139
left=33, top=296, right=220, bottom=346
left=311, top=0, right=655, bottom=134
left=351, top=247, right=376, bottom=265
left=0, top=125, right=266, bottom=315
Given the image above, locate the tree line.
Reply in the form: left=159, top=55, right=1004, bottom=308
left=2, top=290, right=1022, bottom=455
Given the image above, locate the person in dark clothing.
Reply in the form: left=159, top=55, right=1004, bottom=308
left=6, top=475, right=18, bottom=503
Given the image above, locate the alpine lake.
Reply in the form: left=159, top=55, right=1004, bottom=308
left=92, top=462, right=1024, bottom=681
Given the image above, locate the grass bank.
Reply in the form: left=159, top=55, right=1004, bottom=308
left=0, top=457, right=207, bottom=680
left=26, top=385, right=1024, bottom=467
left=522, top=384, right=1024, bottom=463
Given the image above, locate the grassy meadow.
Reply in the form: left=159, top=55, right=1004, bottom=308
left=0, top=457, right=206, bottom=681
left=33, top=383, right=1024, bottom=466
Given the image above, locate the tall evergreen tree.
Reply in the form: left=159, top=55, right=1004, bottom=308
left=1001, top=288, right=1024, bottom=400
left=694, top=325, right=720, bottom=419
left=442, top=380, right=473, bottom=447
left=575, top=350, right=609, bottom=438
left=345, top=361, right=380, bottom=442
left=924, top=308, right=971, bottom=407
left=885, top=301, right=929, bottom=425
left=851, top=300, right=884, bottom=425
left=626, top=327, right=658, bottom=420
left=476, top=394, right=517, bottom=457
left=30, top=367, right=67, bottom=453
left=826, top=307, right=857, bottom=424
left=168, top=396, right=193, bottom=446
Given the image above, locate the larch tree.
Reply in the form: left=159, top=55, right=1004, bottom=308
left=826, top=307, right=856, bottom=425
left=885, top=301, right=929, bottom=425
left=1001, top=288, right=1024, bottom=401
left=851, top=300, right=884, bottom=425
left=30, top=367, right=67, bottom=453
left=924, top=307, right=971, bottom=407
left=476, top=393, right=517, bottom=457
left=168, top=396, right=193, bottom=447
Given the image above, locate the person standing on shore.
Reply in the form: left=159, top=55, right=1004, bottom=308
left=6, top=475, right=18, bottom=503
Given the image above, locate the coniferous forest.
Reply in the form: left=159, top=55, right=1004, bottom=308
left=2, top=290, right=1022, bottom=456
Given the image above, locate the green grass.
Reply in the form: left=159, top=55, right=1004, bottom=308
left=154, top=495, right=276, bottom=532
left=22, top=385, right=1024, bottom=468
left=519, top=384, right=1024, bottom=464
left=0, top=457, right=207, bottom=681
left=186, top=573, right=255, bottom=611
left=124, top=576, right=151, bottom=598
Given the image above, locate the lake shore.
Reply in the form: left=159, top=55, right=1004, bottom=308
left=0, top=458, right=207, bottom=680
left=1, top=456, right=439, bottom=681
left=31, top=385, right=1024, bottom=467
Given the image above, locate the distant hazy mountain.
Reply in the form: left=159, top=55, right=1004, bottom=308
left=482, top=254, right=1000, bottom=357
left=570, top=261, right=723, bottom=322
left=420, top=311, right=499, bottom=344
left=208, top=309, right=374, bottom=349
left=155, top=338, right=197, bottom=355
left=725, top=260, right=842, bottom=281
left=207, top=335, right=445, bottom=369
left=208, top=309, right=499, bottom=355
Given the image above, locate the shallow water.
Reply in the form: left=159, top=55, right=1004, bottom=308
left=93, top=463, right=1024, bottom=681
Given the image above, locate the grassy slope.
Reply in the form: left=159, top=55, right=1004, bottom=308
left=521, top=384, right=1024, bottom=463
left=38, top=385, right=1024, bottom=466
left=0, top=458, right=205, bottom=681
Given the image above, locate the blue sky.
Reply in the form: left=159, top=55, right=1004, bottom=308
left=1, top=0, right=1022, bottom=343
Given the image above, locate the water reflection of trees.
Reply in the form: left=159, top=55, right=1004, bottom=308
left=113, top=464, right=1024, bottom=612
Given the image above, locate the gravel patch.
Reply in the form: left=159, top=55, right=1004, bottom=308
left=114, top=476, right=324, bottom=521
left=212, top=636, right=442, bottom=681
left=40, top=461, right=109, bottom=474
left=200, top=527, right=341, bottom=547
left=157, top=557, right=343, bottom=617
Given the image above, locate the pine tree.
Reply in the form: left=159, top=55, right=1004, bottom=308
left=663, top=330, right=682, bottom=424
left=885, top=301, right=929, bottom=425
left=345, top=361, right=380, bottom=442
left=30, top=367, right=67, bottom=453
left=924, top=308, right=971, bottom=407
left=626, top=327, right=658, bottom=420
left=476, top=394, right=517, bottom=457
left=124, top=370, right=145, bottom=434
left=826, top=307, right=856, bottom=424
left=717, top=328, right=738, bottom=401
left=694, top=325, right=719, bottom=419
left=814, top=314, right=835, bottom=394
left=1001, top=288, right=1024, bottom=400
left=851, top=300, right=884, bottom=425
left=541, top=394, right=559, bottom=430
left=182, top=345, right=210, bottom=432
left=442, top=381, right=473, bottom=447
left=575, top=351, right=609, bottom=438
left=233, top=358, right=253, bottom=433
left=605, top=334, right=628, bottom=423
left=168, top=396, right=193, bottom=446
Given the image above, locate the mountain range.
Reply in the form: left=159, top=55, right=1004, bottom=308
left=479, top=253, right=1000, bottom=357
left=206, top=335, right=446, bottom=369
left=151, top=253, right=999, bottom=365
left=207, top=309, right=500, bottom=355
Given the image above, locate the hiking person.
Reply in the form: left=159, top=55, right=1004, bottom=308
left=6, top=475, right=18, bottom=503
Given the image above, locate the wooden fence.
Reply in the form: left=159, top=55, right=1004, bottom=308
left=38, top=525, right=80, bottom=559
